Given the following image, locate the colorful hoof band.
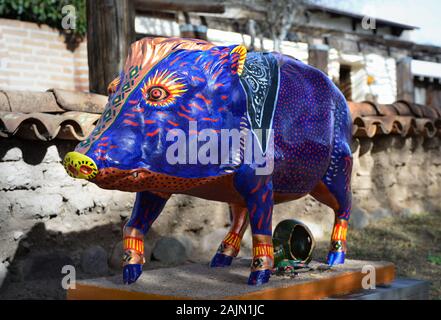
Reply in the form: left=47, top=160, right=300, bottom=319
left=123, top=236, right=144, bottom=256
left=223, top=232, right=241, bottom=253
left=331, top=221, right=348, bottom=242
left=328, top=220, right=347, bottom=266
left=210, top=253, right=234, bottom=268
left=253, top=243, right=274, bottom=259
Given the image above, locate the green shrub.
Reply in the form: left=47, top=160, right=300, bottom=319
left=0, top=0, right=86, bottom=47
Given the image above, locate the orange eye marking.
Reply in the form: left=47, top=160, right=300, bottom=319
left=141, top=70, right=187, bottom=107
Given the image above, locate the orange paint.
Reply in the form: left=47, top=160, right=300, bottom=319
left=177, top=111, right=195, bottom=121
left=250, top=180, right=262, bottom=194
left=204, top=61, right=212, bottom=71
left=189, top=102, right=204, bottom=111
left=214, top=83, right=225, bottom=89
left=169, top=56, right=180, bottom=66
left=201, top=117, right=219, bottom=123
left=123, top=119, right=139, bottom=126
left=167, top=120, right=179, bottom=127
left=211, top=69, right=223, bottom=80
left=262, top=190, right=270, bottom=203
left=180, top=105, right=191, bottom=113
left=144, top=119, right=156, bottom=124
left=146, top=128, right=160, bottom=137
left=195, top=93, right=212, bottom=105
left=191, top=76, right=205, bottom=83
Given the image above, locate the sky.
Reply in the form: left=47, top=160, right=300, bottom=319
left=313, top=0, right=441, bottom=46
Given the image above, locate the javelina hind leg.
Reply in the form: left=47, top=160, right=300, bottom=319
left=210, top=204, right=249, bottom=267
left=311, top=152, right=352, bottom=266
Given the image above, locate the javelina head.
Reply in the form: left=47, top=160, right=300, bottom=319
left=63, top=37, right=247, bottom=192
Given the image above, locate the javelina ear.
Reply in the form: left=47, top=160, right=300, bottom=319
left=229, top=45, right=247, bottom=76
left=107, top=76, right=121, bottom=95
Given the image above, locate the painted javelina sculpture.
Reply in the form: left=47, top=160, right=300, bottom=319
left=63, top=37, right=352, bottom=286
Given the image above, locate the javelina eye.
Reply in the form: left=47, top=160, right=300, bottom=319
left=141, top=70, right=187, bottom=107
left=147, top=86, right=169, bottom=101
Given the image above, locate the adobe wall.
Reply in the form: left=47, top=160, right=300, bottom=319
left=0, top=18, right=88, bottom=92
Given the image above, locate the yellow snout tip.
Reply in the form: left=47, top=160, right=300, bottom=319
left=63, top=152, right=98, bottom=180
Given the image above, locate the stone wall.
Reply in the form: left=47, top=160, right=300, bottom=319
left=1, top=135, right=440, bottom=293
left=0, top=18, right=89, bottom=92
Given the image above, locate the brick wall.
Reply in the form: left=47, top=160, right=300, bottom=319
left=0, top=18, right=88, bottom=92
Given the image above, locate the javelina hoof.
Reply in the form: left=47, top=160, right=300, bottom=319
left=327, top=251, right=345, bottom=266
left=209, top=253, right=233, bottom=268
left=248, top=269, right=271, bottom=286
left=123, top=264, right=143, bottom=285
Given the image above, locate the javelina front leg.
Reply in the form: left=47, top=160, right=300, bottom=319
left=210, top=204, right=249, bottom=267
left=123, top=191, right=169, bottom=284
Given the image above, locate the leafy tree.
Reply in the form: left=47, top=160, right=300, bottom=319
left=0, top=0, right=86, bottom=49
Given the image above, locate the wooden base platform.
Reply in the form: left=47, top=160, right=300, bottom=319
left=67, top=258, right=395, bottom=300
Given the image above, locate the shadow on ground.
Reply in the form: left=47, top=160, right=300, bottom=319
left=0, top=221, right=169, bottom=299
